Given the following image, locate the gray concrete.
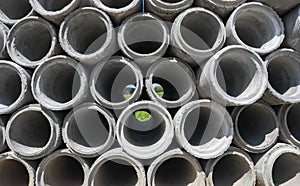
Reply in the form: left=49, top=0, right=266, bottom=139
left=7, top=16, right=61, bottom=68
left=32, top=55, right=89, bottom=111
left=253, top=0, right=300, bottom=16
left=206, top=147, right=256, bottom=186
left=198, top=45, right=268, bottom=106
left=90, top=0, right=141, bottom=25
left=263, top=49, right=300, bottom=105
left=232, top=102, right=279, bottom=153
left=0, top=151, right=35, bottom=186
left=0, top=23, right=8, bottom=59
left=62, top=103, right=116, bottom=158
left=0, top=60, right=33, bottom=114
left=283, top=5, right=300, bottom=52
left=145, top=0, right=194, bottom=22
left=90, top=56, right=143, bottom=109
left=147, top=148, right=205, bottom=186
left=145, top=57, right=196, bottom=108
left=88, top=148, right=146, bottom=186
left=174, top=99, right=233, bottom=159
left=226, top=2, right=285, bottom=55
left=0, top=116, right=8, bottom=153
left=255, top=143, right=300, bottom=186
left=170, top=7, right=226, bottom=67
left=6, top=104, right=62, bottom=160
left=116, top=101, right=174, bottom=159
left=0, top=0, right=34, bottom=25
left=29, top=0, right=82, bottom=24
left=36, top=149, right=89, bottom=186
left=59, top=7, right=116, bottom=65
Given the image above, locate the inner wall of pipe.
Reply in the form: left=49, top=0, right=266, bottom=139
left=0, top=30, right=5, bottom=53
left=93, top=159, right=138, bottom=186
left=123, top=109, right=166, bottom=147
left=272, top=153, right=300, bottom=185
left=212, top=154, right=252, bottom=186
left=155, top=158, right=197, bottom=186
left=95, top=62, right=137, bottom=102
left=0, top=159, right=29, bottom=185
left=44, top=156, right=84, bottom=186
left=216, top=55, right=256, bottom=97
left=183, top=107, right=229, bottom=147
left=67, top=14, right=108, bottom=54
left=68, top=109, right=110, bottom=148
left=36, top=0, right=73, bottom=11
left=180, top=11, right=221, bottom=50
left=99, top=0, right=133, bottom=8
left=124, top=18, right=165, bottom=54
left=287, top=104, right=300, bottom=142
left=39, top=63, right=81, bottom=104
left=14, top=22, right=52, bottom=61
left=9, top=110, right=51, bottom=153
left=161, top=0, right=183, bottom=3
left=0, top=68, right=21, bottom=109
left=268, top=56, right=300, bottom=97
left=237, top=104, right=277, bottom=146
left=0, top=0, right=31, bottom=20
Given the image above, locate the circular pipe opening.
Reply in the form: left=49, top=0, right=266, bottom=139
left=0, top=159, right=29, bottom=185
left=287, top=104, right=300, bottom=142
left=36, top=0, right=73, bottom=11
left=99, top=0, right=133, bottom=8
left=0, top=0, right=31, bottom=21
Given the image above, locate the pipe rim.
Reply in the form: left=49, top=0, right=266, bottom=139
left=0, top=23, right=8, bottom=57
left=29, top=0, right=80, bottom=16
left=0, top=117, right=5, bottom=151
left=206, top=0, right=247, bottom=7
left=147, top=0, right=193, bottom=9
left=92, top=0, right=141, bottom=13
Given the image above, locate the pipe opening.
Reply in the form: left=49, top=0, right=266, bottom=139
left=0, top=67, right=21, bottom=109
left=216, top=57, right=257, bottom=97
left=268, top=56, right=300, bottom=97
left=14, top=22, right=52, bottom=61
left=44, top=156, right=84, bottom=186
left=180, top=11, right=222, bottom=50
left=95, top=62, right=138, bottom=102
left=162, top=0, right=183, bottom=3
left=68, top=109, right=110, bottom=148
left=155, top=158, right=197, bottom=185
left=99, top=0, right=133, bottom=8
left=213, top=154, right=252, bottom=186
left=287, top=104, right=300, bottom=141
left=67, top=14, right=108, bottom=54
left=93, top=159, right=138, bottom=186
left=39, top=63, right=81, bottom=104
left=0, top=159, right=29, bottom=185
left=123, top=109, right=166, bottom=146
left=0, top=0, right=31, bottom=20
left=9, top=110, right=51, bottom=153
left=237, top=104, right=277, bottom=146
left=36, top=0, right=73, bottom=11
left=272, top=153, right=300, bottom=185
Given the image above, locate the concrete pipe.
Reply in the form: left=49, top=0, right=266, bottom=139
left=174, top=99, right=233, bottom=159
left=7, top=16, right=61, bottom=68
left=116, top=101, right=174, bottom=159
left=90, top=56, right=143, bottom=110
left=0, top=0, right=33, bottom=25
left=198, top=45, right=268, bottom=106
left=194, top=0, right=246, bottom=18
left=0, top=117, right=7, bottom=152
left=170, top=7, right=226, bottom=67
left=226, top=2, right=285, bottom=55
left=145, top=0, right=194, bottom=22
left=32, top=55, right=88, bottom=111
left=62, top=103, right=116, bottom=158
left=59, top=7, right=116, bottom=65
left=283, top=5, right=300, bottom=52
left=0, top=60, right=33, bottom=114
left=147, top=148, right=206, bottom=186
left=206, top=147, right=256, bottom=186
left=0, top=23, right=8, bottom=59
left=0, top=152, right=35, bottom=186
left=278, top=103, right=300, bottom=148
left=29, top=0, right=83, bottom=24
left=36, top=149, right=89, bottom=186
left=263, top=49, right=300, bottom=105
left=255, top=143, right=300, bottom=186
left=6, top=104, right=61, bottom=160
left=90, top=0, right=141, bottom=25
left=253, top=0, right=300, bottom=16
left=145, top=57, right=196, bottom=108
left=88, top=148, right=146, bottom=186
left=118, top=13, right=170, bottom=70
left=232, top=102, right=279, bottom=153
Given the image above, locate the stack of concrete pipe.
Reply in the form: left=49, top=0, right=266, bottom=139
left=0, top=0, right=299, bottom=185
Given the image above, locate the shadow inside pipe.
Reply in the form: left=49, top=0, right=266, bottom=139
left=287, top=104, right=300, bottom=141
left=36, top=0, right=73, bottom=11
left=0, top=159, right=29, bottom=185
left=99, top=0, right=133, bottom=9
left=0, top=0, right=31, bottom=20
